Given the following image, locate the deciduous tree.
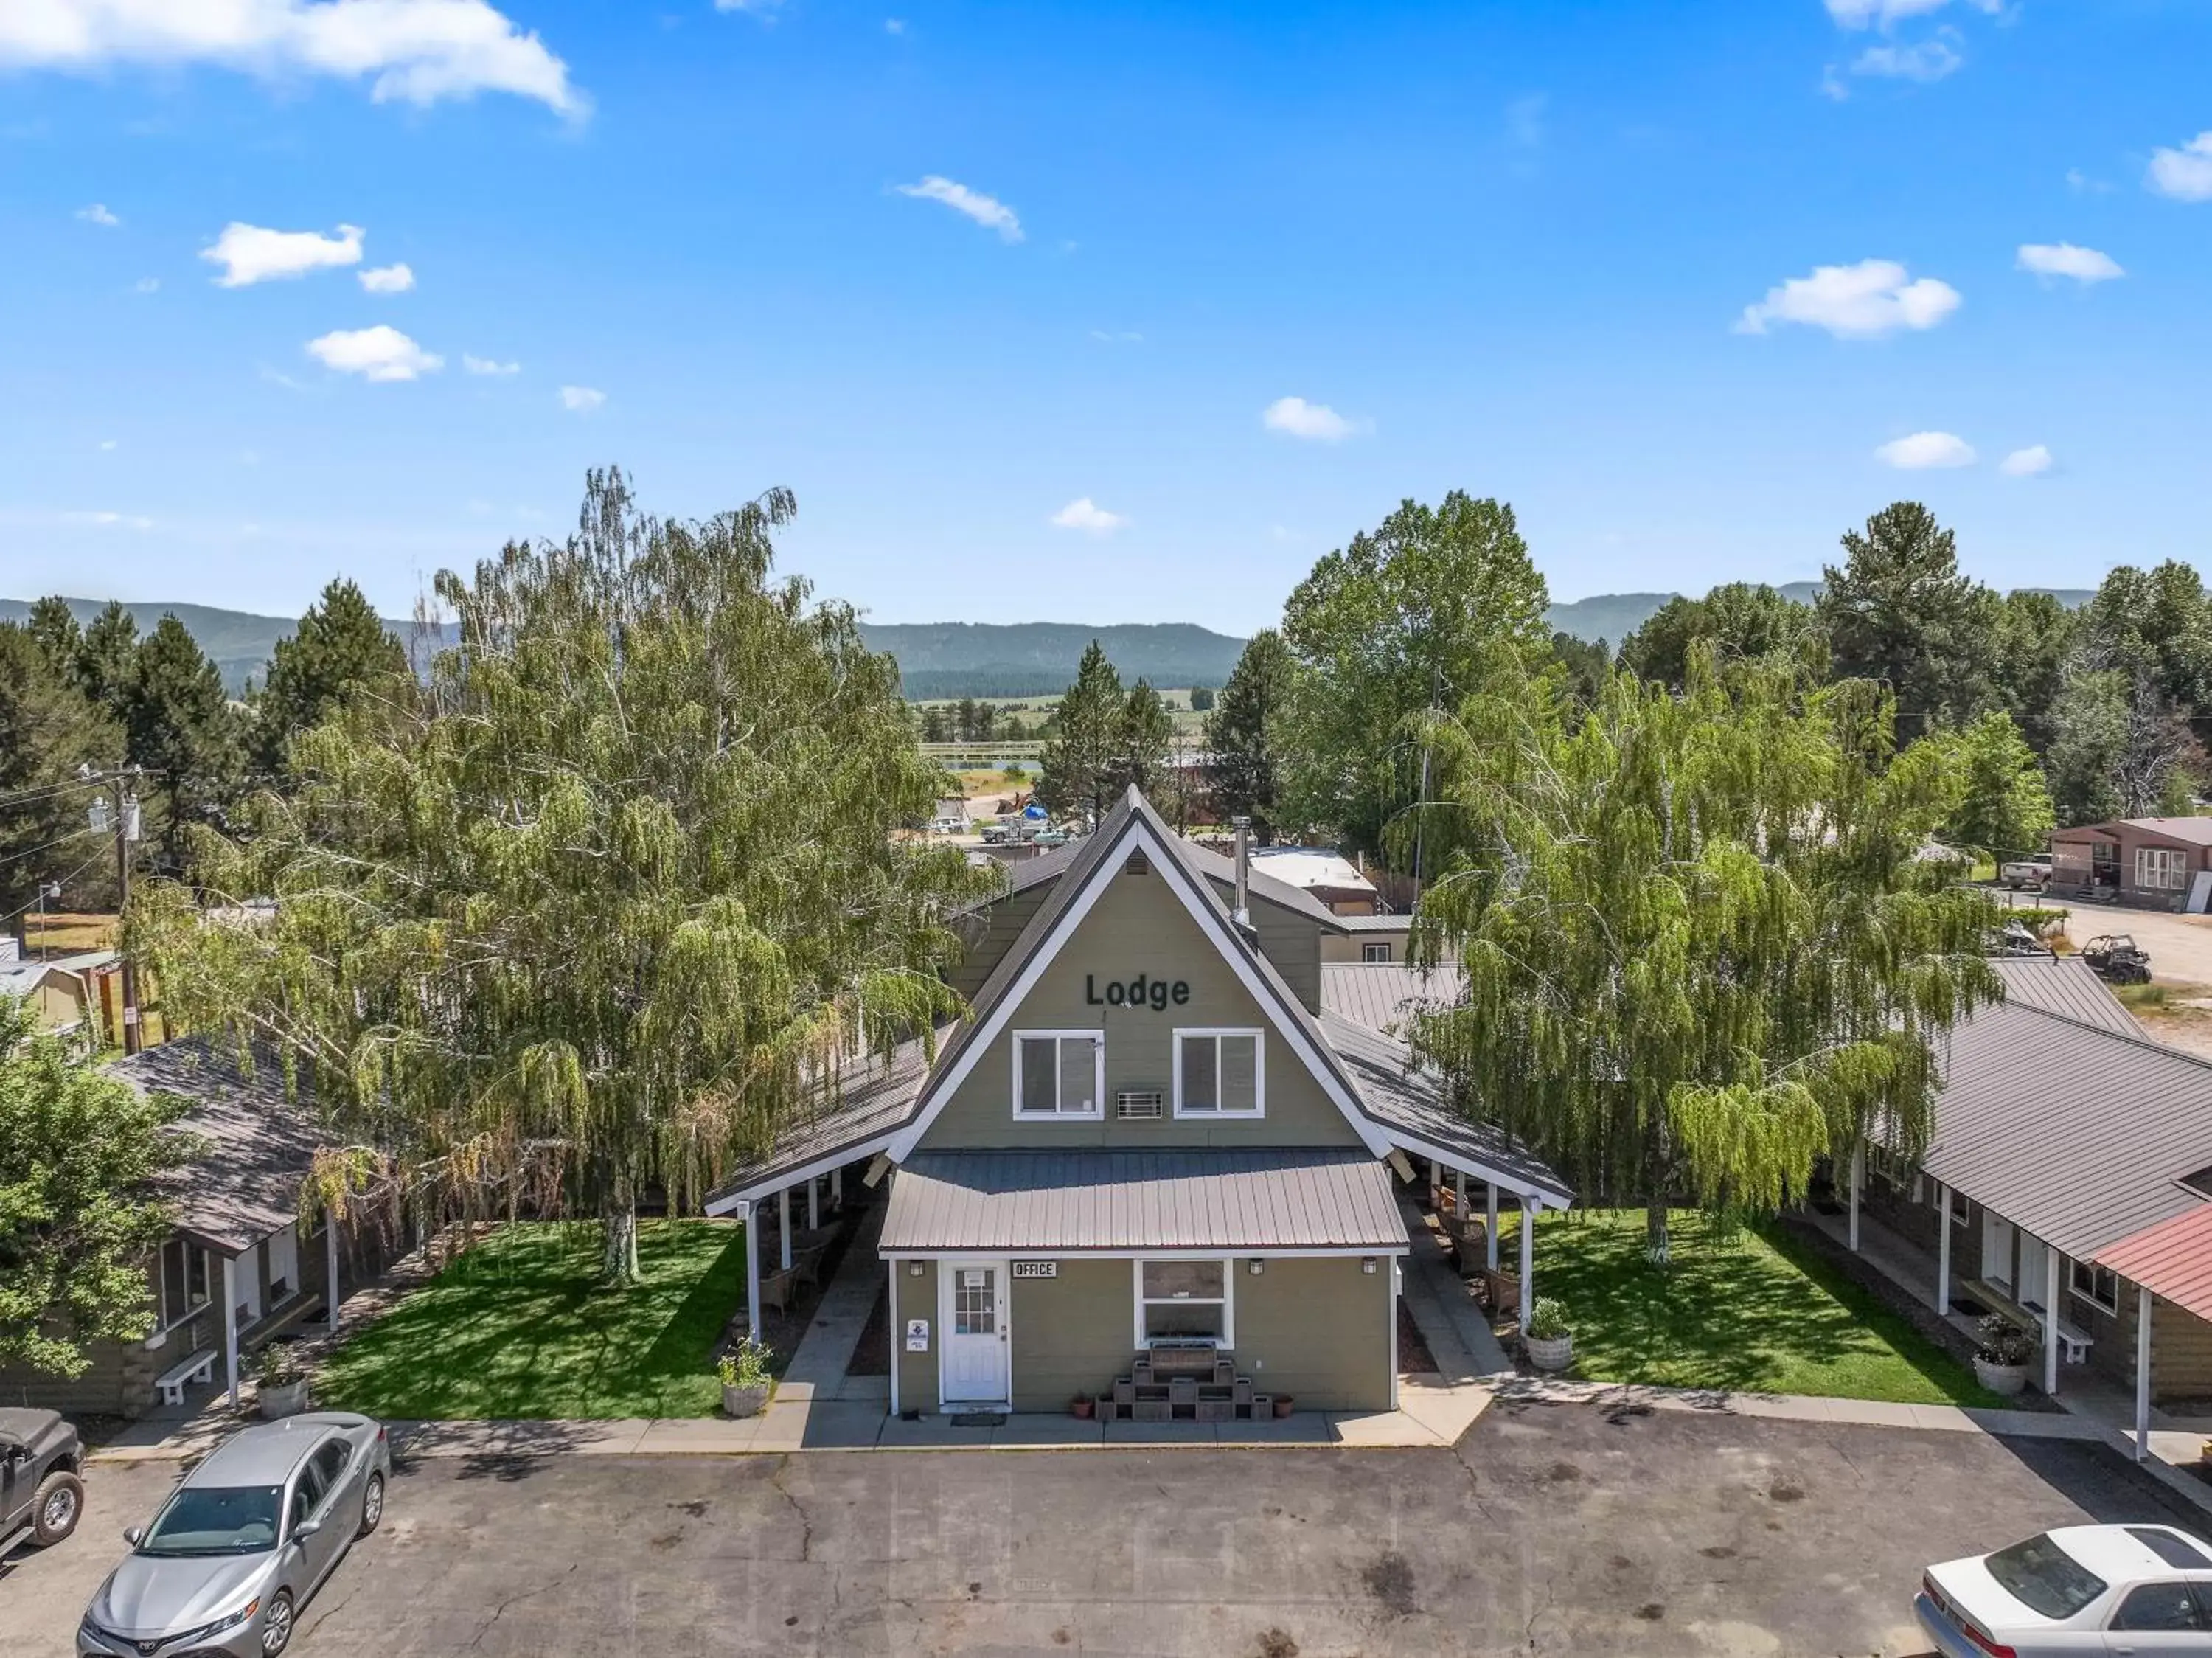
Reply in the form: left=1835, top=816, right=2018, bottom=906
left=1619, top=583, right=1822, bottom=691
left=1925, top=710, right=2055, bottom=862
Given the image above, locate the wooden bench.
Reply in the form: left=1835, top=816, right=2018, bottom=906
left=154, top=1347, right=215, bottom=1406
left=1964, top=1278, right=2093, bottom=1365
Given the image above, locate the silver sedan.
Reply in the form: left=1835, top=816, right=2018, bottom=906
left=78, top=1412, right=390, bottom=1658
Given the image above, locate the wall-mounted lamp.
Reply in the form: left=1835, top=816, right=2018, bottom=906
left=1248, top=1259, right=1265, bottom=1276
left=1361, top=1258, right=1378, bottom=1274
left=908, top=1262, right=925, bottom=1277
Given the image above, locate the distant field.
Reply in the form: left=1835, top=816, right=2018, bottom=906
left=23, top=912, right=117, bottom=953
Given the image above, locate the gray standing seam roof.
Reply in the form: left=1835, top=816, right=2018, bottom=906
left=880, top=1148, right=1407, bottom=1252
left=1921, top=998, right=2212, bottom=1262
left=1319, top=962, right=1461, bottom=1034
left=1987, top=954, right=2141, bottom=1037
left=702, top=1032, right=945, bottom=1206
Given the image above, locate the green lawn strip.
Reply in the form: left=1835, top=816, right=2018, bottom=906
left=1499, top=1207, right=2006, bottom=1407
left=317, top=1219, right=748, bottom=1421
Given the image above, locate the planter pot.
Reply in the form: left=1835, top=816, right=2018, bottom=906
left=257, top=1378, right=310, bottom=1419
left=1526, top=1333, right=1575, bottom=1373
left=1272, top=1397, right=1295, bottom=1419
left=722, top=1382, right=772, bottom=1419
left=1974, top=1357, right=2030, bottom=1397
left=1070, top=1398, right=1096, bottom=1420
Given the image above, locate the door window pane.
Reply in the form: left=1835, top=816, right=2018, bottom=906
left=954, top=1269, right=995, bottom=1335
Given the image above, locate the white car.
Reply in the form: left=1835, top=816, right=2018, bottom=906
left=1917, top=1523, right=2212, bottom=1654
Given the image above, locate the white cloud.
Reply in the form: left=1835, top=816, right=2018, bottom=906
left=1088, top=328, right=1143, bottom=343
left=358, top=260, right=414, bottom=293
left=1736, top=258, right=1960, bottom=339
left=895, top=176, right=1023, bottom=242
left=2065, top=167, right=2113, bottom=195
left=2017, top=242, right=2124, bottom=283
left=2000, top=445, right=2053, bottom=477
left=714, top=0, right=783, bottom=10
left=99, top=438, right=117, bottom=450
left=0, top=0, right=585, bottom=117
left=1824, top=0, right=1998, bottom=27
left=63, top=509, right=153, bottom=530
left=1876, top=431, right=1976, bottom=469
left=559, top=384, right=605, bottom=412
left=2148, top=132, right=2212, bottom=204
left=1262, top=395, right=1360, bottom=441
left=884, top=17, right=906, bottom=33
left=75, top=201, right=119, bottom=226
left=463, top=353, right=519, bottom=375
left=1851, top=36, right=1961, bottom=82
left=133, top=275, right=159, bottom=292
left=1049, top=498, right=1126, bottom=535
left=202, top=221, right=362, bottom=286
left=306, top=325, right=442, bottom=381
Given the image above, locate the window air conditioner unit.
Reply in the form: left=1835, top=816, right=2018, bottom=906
left=1116, top=1089, right=1164, bottom=1120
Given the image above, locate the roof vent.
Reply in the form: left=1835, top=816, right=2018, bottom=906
left=1124, top=850, right=1150, bottom=876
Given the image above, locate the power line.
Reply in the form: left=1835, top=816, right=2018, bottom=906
left=0, top=771, right=114, bottom=812
left=0, top=824, right=104, bottom=871
left=0, top=842, right=113, bottom=927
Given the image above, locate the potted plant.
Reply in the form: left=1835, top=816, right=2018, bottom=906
left=1524, top=1297, right=1574, bottom=1372
left=1070, top=1395, right=1095, bottom=1421
left=1272, top=1395, right=1295, bottom=1419
left=1973, top=1316, right=2035, bottom=1396
left=717, top=1337, right=776, bottom=1418
left=255, top=1345, right=310, bottom=1418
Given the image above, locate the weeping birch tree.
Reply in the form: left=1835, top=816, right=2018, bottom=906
left=1405, top=648, right=2004, bottom=1262
left=133, top=469, right=995, bottom=1283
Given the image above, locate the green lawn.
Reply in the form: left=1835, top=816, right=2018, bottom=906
left=1500, top=1207, right=2007, bottom=1406
left=317, top=1220, right=747, bottom=1421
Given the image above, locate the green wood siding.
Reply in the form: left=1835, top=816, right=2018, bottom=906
left=895, top=1259, right=939, bottom=1413
left=917, top=864, right=1363, bottom=1152
left=1009, top=1260, right=1136, bottom=1411
left=1234, top=1256, right=1394, bottom=1412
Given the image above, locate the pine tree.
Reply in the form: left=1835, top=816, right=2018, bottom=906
left=133, top=469, right=997, bottom=1283
left=1037, top=641, right=1127, bottom=825
left=24, top=597, right=84, bottom=679
left=1115, top=679, right=1175, bottom=798
left=1408, top=647, right=2003, bottom=1262
left=1207, top=629, right=1291, bottom=842
left=255, top=577, right=408, bottom=774
left=77, top=600, right=139, bottom=720
left=123, top=616, right=240, bottom=870
left=0, top=623, right=122, bottom=924
left=1815, top=503, right=2000, bottom=740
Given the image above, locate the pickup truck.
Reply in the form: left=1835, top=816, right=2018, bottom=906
left=0, top=1406, right=85, bottom=1554
left=2000, top=853, right=2053, bottom=889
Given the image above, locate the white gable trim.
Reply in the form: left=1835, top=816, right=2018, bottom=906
left=888, top=812, right=1390, bottom=1162
left=703, top=1128, right=905, bottom=1215
left=1374, top=1124, right=1573, bottom=1210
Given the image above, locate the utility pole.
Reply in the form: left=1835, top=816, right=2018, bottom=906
left=34, top=881, right=60, bottom=962
left=88, top=764, right=144, bottom=1053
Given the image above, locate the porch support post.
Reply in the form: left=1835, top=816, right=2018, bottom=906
left=221, top=1254, right=240, bottom=1409
left=832, top=1166, right=844, bottom=1206
left=745, top=1201, right=762, bottom=1343
left=780, top=1187, right=793, bottom=1271
left=1486, top=1182, right=1500, bottom=1271
left=1518, top=1197, right=1537, bottom=1331
left=1428, top=1158, right=1441, bottom=1196
left=2136, top=1284, right=2153, bottom=1463
left=1935, top=1185, right=1951, bottom=1317
left=1454, top=1170, right=1467, bottom=1220
left=1848, top=1141, right=1863, bottom=1255
left=808, top=1176, right=820, bottom=1232
left=2044, top=1249, right=2061, bottom=1398
left=325, top=1218, right=341, bottom=1335
left=888, top=1259, right=900, bottom=1417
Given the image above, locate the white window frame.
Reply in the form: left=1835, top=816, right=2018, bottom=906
left=1361, top=941, right=1394, bottom=964
left=1172, top=1027, right=1265, bottom=1120
left=1132, top=1258, right=1235, bottom=1348
left=152, top=1235, right=214, bottom=1337
left=1010, top=1030, right=1105, bottom=1120
left=2137, top=846, right=2189, bottom=892
left=2068, top=1257, right=2120, bottom=1316
left=1949, top=1187, right=1969, bottom=1228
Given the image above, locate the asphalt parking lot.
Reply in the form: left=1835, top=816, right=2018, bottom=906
left=7, top=1402, right=2202, bottom=1657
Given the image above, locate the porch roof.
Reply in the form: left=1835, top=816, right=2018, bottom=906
left=2093, top=1204, right=2212, bottom=1324
left=879, top=1148, right=1406, bottom=1253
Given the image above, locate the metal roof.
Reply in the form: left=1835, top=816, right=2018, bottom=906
left=880, top=1148, right=1407, bottom=1252
left=994, top=826, right=1354, bottom=931
left=2094, top=1204, right=2212, bottom=1322
left=112, top=1040, right=330, bottom=1256
left=1987, top=954, right=2143, bottom=1037
left=1317, top=1010, right=1575, bottom=1208
left=1319, top=962, right=1460, bottom=1034
left=701, top=1031, right=945, bottom=1209
left=1920, top=999, right=2212, bottom=1262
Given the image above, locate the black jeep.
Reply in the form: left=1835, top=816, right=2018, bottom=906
left=0, top=1406, right=86, bottom=1554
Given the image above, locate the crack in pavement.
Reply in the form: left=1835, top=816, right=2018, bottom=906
left=768, top=1455, right=816, bottom=1564
left=462, top=1561, right=580, bottom=1651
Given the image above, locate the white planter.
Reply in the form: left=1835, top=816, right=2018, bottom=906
left=722, top=1382, right=772, bottom=1419
left=1526, top=1333, right=1575, bottom=1373
left=257, top=1378, right=310, bottom=1418
left=1974, top=1357, right=2029, bottom=1397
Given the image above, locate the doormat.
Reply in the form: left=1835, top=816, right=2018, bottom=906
left=1951, top=1294, right=1987, bottom=1319
left=951, top=1412, right=1008, bottom=1428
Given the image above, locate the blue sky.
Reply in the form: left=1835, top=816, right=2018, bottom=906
left=4, top=1, right=2208, bottom=634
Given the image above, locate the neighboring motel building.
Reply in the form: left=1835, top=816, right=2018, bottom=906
left=706, top=787, right=1568, bottom=1417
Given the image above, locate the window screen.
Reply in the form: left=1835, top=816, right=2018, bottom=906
left=1177, top=1032, right=1261, bottom=1114
left=1138, top=1260, right=1228, bottom=1342
left=1015, top=1034, right=1099, bottom=1115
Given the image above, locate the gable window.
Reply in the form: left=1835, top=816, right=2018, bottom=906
left=1012, top=1030, right=1104, bottom=1119
left=1134, top=1259, right=1232, bottom=1345
left=1361, top=941, right=1394, bottom=964
left=2137, top=846, right=2189, bottom=891
left=2069, top=1257, right=2120, bottom=1316
left=1174, top=1029, right=1264, bottom=1118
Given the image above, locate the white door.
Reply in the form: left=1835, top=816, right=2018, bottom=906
left=940, top=1261, right=1009, bottom=1405
left=1983, top=1213, right=2016, bottom=1291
